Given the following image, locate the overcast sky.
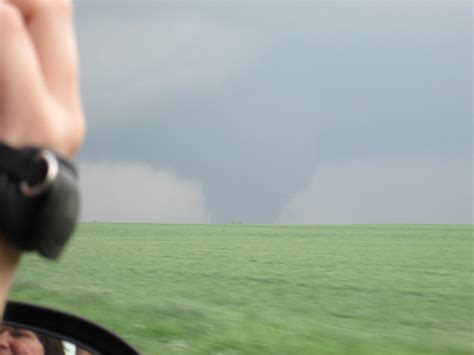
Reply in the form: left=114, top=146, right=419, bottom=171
left=75, top=0, right=472, bottom=224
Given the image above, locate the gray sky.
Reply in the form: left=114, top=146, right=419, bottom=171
left=75, top=0, right=472, bottom=224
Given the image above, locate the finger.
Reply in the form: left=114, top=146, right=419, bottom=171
left=0, top=1, right=46, bottom=124
left=7, top=0, right=79, bottom=104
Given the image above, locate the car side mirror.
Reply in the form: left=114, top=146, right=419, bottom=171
left=2, top=301, right=139, bottom=354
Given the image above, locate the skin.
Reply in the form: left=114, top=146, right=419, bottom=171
left=0, top=326, right=45, bottom=355
left=0, top=0, right=85, bottom=316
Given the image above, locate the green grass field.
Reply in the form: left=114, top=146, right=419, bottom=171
left=9, top=223, right=473, bottom=354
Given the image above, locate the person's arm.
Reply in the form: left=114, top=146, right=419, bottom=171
left=0, top=239, right=21, bottom=316
left=0, top=0, right=85, bottom=316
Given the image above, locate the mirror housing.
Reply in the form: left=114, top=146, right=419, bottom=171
left=3, top=301, right=139, bottom=354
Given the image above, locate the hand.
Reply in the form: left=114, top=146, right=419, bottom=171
left=0, top=0, right=85, bottom=316
left=0, top=0, right=85, bottom=158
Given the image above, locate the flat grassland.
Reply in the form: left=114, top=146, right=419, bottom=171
left=10, top=224, right=473, bottom=354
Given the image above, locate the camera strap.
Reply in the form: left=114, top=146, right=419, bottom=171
left=0, top=143, right=80, bottom=259
left=0, top=143, right=46, bottom=185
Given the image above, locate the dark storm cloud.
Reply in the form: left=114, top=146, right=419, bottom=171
left=74, top=1, right=472, bottom=223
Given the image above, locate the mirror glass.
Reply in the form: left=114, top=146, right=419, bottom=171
left=0, top=324, right=96, bottom=355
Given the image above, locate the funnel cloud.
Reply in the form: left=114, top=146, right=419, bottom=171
left=75, top=1, right=472, bottom=223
